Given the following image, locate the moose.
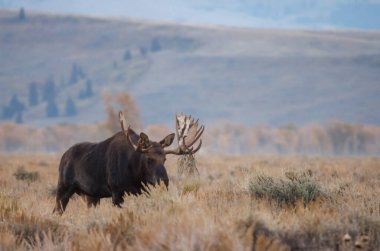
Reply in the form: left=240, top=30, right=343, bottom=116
left=53, top=111, right=204, bottom=214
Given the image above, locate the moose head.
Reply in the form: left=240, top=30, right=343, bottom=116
left=118, top=111, right=204, bottom=188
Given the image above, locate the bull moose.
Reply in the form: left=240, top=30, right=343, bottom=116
left=53, top=111, right=204, bottom=214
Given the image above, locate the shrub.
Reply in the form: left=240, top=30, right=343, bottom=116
left=0, top=194, right=64, bottom=247
left=10, top=213, right=65, bottom=246
left=249, top=170, right=326, bottom=207
left=13, top=167, right=39, bottom=183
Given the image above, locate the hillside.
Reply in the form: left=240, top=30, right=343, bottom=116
left=2, top=0, right=380, bottom=29
left=1, top=10, right=380, bottom=128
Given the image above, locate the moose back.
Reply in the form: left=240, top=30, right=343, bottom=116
left=53, top=111, right=204, bottom=214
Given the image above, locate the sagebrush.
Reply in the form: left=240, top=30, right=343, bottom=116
left=249, top=170, right=327, bottom=207
left=0, top=154, right=379, bottom=250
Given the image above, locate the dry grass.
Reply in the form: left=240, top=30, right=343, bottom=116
left=0, top=154, right=379, bottom=250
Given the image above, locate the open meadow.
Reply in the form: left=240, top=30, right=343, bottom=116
left=0, top=153, right=379, bottom=250
left=1, top=5, right=380, bottom=251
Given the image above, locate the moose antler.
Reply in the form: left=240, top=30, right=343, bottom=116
left=164, top=113, right=204, bottom=155
left=119, top=111, right=152, bottom=153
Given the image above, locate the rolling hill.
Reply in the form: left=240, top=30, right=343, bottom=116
left=1, top=10, right=380, bottom=128
left=2, top=0, right=380, bottom=29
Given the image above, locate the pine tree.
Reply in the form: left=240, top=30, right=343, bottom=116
left=69, top=63, right=85, bottom=85
left=28, top=82, right=39, bottom=106
left=123, top=50, right=132, bottom=61
left=69, top=64, right=79, bottom=85
left=2, top=94, right=25, bottom=119
left=77, top=65, right=85, bottom=79
left=86, top=80, right=93, bottom=96
left=42, top=78, right=56, bottom=101
left=15, top=111, right=23, bottom=124
left=9, top=94, right=25, bottom=113
left=79, top=80, right=94, bottom=99
left=140, top=47, right=147, bottom=56
left=2, top=106, right=12, bottom=119
left=150, top=38, right=161, bottom=52
left=65, top=97, right=77, bottom=116
left=18, top=8, right=25, bottom=21
left=46, top=97, right=59, bottom=117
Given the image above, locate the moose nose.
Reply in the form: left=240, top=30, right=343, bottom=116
left=156, top=164, right=169, bottom=188
left=149, top=177, right=157, bottom=186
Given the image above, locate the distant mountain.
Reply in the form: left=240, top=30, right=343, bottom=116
left=1, top=0, right=380, bottom=29
left=0, top=10, right=380, bottom=128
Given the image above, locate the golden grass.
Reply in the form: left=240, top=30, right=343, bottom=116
left=0, top=154, right=379, bottom=250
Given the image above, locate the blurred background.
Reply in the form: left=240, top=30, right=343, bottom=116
left=0, top=0, right=380, bottom=155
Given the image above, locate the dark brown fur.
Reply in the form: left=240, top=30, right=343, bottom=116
left=53, top=129, right=174, bottom=214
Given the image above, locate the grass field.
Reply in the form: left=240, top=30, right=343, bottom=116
left=0, top=153, right=379, bottom=250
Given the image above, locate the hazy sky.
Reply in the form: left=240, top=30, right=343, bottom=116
left=1, top=0, right=380, bottom=29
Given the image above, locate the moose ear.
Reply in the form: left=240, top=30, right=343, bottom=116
left=139, top=132, right=150, bottom=143
left=160, top=133, right=175, bottom=148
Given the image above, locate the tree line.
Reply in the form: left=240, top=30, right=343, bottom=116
left=2, top=34, right=162, bottom=124
left=0, top=119, right=379, bottom=155
left=1, top=63, right=94, bottom=123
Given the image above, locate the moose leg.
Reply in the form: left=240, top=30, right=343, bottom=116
left=53, top=184, right=75, bottom=215
left=86, top=196, right=100, bottom=208
left=111, top=191, right=124, bottom=208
